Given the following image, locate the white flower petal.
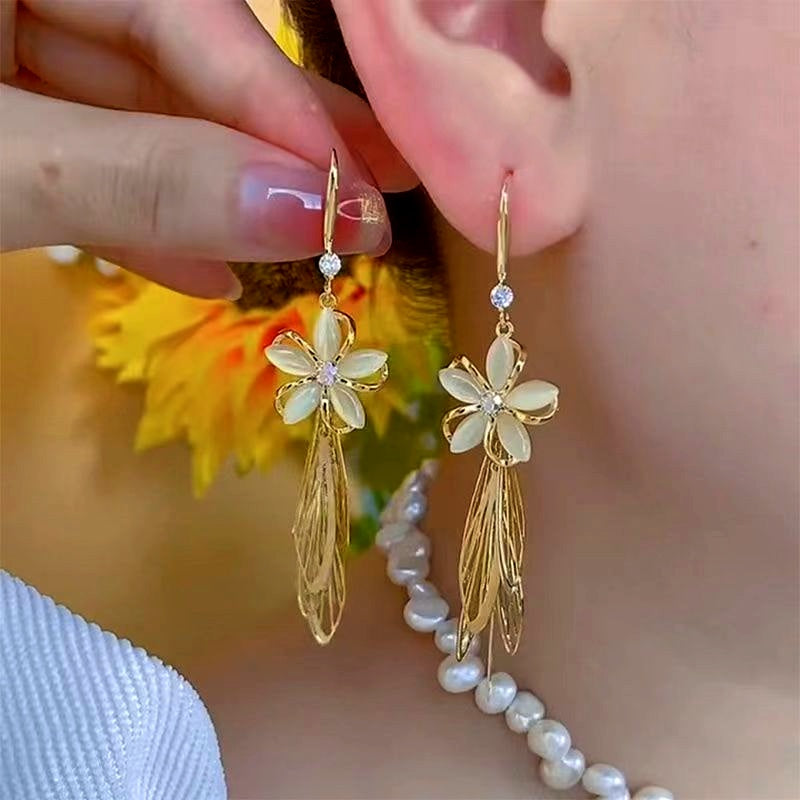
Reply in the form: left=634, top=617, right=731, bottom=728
left=496, top=412, right=531, bottom=463
left=264, top=344, right=315, bottom=376
left=439, top=368, right=483, bottom=403
left=450, top=412, right=488, bottom=454
left=314, top=308, right=342, bottom=361
left=331, top=384, right=366, bottom=429
left=486, top=336, right=515, bottom=390
left=282, top=383, right=321, bottom=424
left=338, top=349, right=388, bottom=379
left=506, top=380, right=559, bottom=411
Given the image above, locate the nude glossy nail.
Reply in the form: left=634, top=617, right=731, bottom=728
left=237, top=163, right=389, bottom=260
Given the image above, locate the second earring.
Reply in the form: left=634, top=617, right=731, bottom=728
left=265, top=150, right=389, bottom=644
left=439, top=177, right=559, bottom=665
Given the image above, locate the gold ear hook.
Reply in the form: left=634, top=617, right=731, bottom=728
left=323, top=149, right=340, bottom=254
left=496, top=174, right=511, bottom=284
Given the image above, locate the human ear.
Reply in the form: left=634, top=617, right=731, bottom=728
left=331, top=0, right=588, bottom=254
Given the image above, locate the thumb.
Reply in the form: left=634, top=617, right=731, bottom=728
left=2, top=88, right=390, bottom=290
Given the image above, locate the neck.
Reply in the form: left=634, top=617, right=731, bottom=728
left=426, top=232, right=798, bottom=798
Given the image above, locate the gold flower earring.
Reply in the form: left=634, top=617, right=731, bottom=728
left=439, top=176, right=559, bottom=669
left=265, top=150, right=389, bottom=644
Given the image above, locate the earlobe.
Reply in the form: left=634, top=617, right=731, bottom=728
left=332, top=0, right=588, bottom=255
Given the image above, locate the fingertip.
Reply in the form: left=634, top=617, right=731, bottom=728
left=86, top=248, right=244, bottom=301
left=171, top=262, right=243, bottom=301
left=374, top=225, right=392, bottom=257
left=223, top=272, right=243, bottom=301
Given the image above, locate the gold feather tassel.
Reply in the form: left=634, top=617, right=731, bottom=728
left=264, top=150, right=389, bottom=645
left=440, top=176, right=558, bottom=667
left=456, top=457, right=525, bottom=661
left=293, top=413, right=349, bottom=645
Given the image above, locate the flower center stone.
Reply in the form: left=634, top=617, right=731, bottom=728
left=481, top=392, right=504, bottom=416
left=317, top=361, right=338, bottom=386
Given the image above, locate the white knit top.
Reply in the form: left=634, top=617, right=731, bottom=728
left=0, top=571, right=226, bottom=799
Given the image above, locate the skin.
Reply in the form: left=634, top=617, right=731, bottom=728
left=2, top=1, right=797, bottom=798
left=196, top=2, right=799, bottom=798
left=0, top=0, right=412, bottom=296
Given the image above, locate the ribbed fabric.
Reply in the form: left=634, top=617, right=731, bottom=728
left=0, top=571, right=226, bottom=800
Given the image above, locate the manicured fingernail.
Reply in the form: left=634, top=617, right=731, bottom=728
left=378, top=225, right=392, bottom=255
left=238, top=163, right=389, bottom=260
left=224, top=273, right=243, bottom=301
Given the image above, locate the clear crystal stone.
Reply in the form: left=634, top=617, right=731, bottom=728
left=316, top=361, right=338, bottom=386
left=319, top=252, right=342, bottom=278
left=480, top=392, right=504, bottom=416
left=490, top=283, right=514, bottom=310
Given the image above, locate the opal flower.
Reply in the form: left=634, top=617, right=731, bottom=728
left=439, top=335, right=558, bottom=466
left=265, top=307, right=388, bottom=432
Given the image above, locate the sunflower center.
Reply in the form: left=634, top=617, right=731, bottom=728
left=480, top=392, right=504, bottom=416
left=316, top=361, right=338, bottom=387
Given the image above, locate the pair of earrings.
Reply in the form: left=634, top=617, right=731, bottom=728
left=265, top=151, right=559, bottom=666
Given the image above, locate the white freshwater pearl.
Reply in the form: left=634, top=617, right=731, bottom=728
left=398, top=470, right=426, bottom=495
left=379, top=499, right=398, bottom=524
left=504, top=690, right=545, bottom=734
left=582, top=763, right=627, bottom=797
left=539, top=747, right=586, bottom=790
left=389, top=530, right=431, bottom=560
left=386, top=554, right=429, bottom=586
left=375, top=521, right=412, bottom=552
left=433, top=618, right=480, bottom=655
left=94, top=258, right=121, bottom=277
left=474, top=672, right=517, bottom=714
left=420, top=459, right=439, bottom=482
left=46, top=245, right=81, bottom=264
left=437, top=655, right=485, bottom=693
left=527, top=719, right=571, bottom=761
left=406, top=579, right=439, bottom=599
left=403, top=596, right=449, bottom=632
left=632, top=788, right=673, bottom=800
left=400, top=490, right=428, bottom=523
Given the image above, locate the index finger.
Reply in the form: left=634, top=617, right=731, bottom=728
left=21, top=0, right=415, bottom=190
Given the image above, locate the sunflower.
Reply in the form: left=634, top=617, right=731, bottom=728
left=89, top=256, right=446, bottom=521
left=72, top=12, right=448, bottom=546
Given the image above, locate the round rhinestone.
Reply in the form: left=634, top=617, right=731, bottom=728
left=316, top=361, right=338, bottom=386
left=319, top=252, right=342, bottom=278
left=490, top=283, right=514, bottom=310
left=480, top=392, right=504, bottom=416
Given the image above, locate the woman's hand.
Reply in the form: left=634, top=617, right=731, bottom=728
left=0, top=0, right=414, bottom=297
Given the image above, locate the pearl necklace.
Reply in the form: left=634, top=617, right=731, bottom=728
left=376, top=461, right=675, bottom=800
